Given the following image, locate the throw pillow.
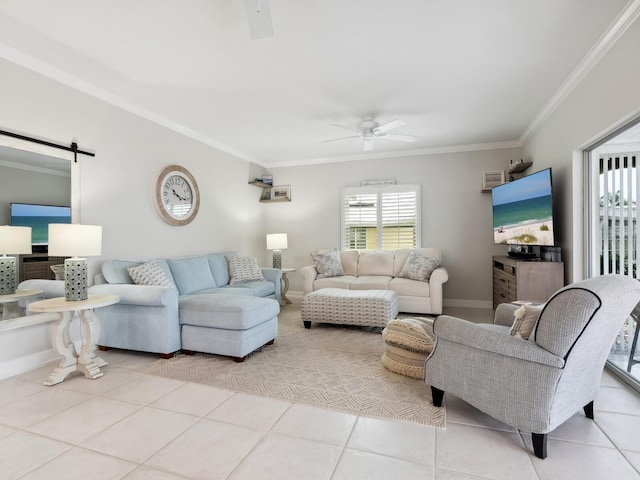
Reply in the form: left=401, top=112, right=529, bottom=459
left=127, top=261, right=176, bottom=289
left=397, top=251, right=440, bottom=282
left=226, top=256, right=265, bottom=284
left=310, top=249, right=345, bottom=278
left=509, top=303, right=544, bottom=339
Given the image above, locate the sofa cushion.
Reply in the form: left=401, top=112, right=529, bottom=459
left=207, top=252, right=235, bottom=287
left=127, top=261, right=176, bottom=289
left=168, top=256, right=217, bottom=295
left=226, top=256, right=265, bottom=284
left=310, top=249, right=345, bottom=278
left=394, top=248, right=442, bottom=276
left=389, top=277, right=430, bottom=297
left=397, top=251, right=441, bottom=282
left=221, top=280, right=275, bottom=297
left=313, top=275, right=356, bottom=290
left=102, top=259, right=141, bottom=284
left=350, top=276, right=391, bottom=290
left=339, top=250, right=359, bottom=276
left=357, top=251, right=394, bottom=276
left=179, top=294, right=279, bottom=330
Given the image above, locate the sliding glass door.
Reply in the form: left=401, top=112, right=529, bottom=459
left=585, top=119, right=640, bottom=385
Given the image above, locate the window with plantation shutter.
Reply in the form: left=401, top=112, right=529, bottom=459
left=342, top=185, right=421, bottom=251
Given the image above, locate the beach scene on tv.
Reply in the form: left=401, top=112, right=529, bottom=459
left=492, top=170, right=555, bottom=246
left=10, top=203, right=71, bottom=245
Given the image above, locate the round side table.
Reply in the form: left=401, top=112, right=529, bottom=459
left=280, top=268, right=296, bottom=306
left=29, top=294, right=119, bottom=386
left=0, top=289, right=43, bottom=320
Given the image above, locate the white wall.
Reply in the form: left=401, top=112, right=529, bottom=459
left=265, top=148, right=521, bottom=306
left=523, top=15, right=640, bottom=283
left=0, top=58, right=265, bottom=279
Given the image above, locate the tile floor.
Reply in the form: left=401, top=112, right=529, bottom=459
left=1, top=309, right=640, bottom=479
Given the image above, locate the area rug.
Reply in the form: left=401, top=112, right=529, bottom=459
left=136, top=305, right=445, bottom=428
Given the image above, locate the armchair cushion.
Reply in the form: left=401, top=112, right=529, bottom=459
left=509, top=303, right=543, bottom=339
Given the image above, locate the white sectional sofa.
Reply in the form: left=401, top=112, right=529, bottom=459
left=300, top=248, right=448, bottom=314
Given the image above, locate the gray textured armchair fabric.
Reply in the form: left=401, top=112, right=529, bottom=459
left=424, top=274, right=640, bottom=459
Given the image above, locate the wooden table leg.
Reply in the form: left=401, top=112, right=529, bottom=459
left=44, top=311, right=78, bottom=386
left=77, top=309, right=107, bottom=379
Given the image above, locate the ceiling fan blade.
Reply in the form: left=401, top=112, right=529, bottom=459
left=373, top=119, right=407, bottom=134
left=244, top=0, right=274, bottom=39
left=381, top=133, right=417, bottom=143
left=330, top=123, right=362, bottom=135
left=363, top=136, right=374, bottom=152
left=322, top=135, right=361, bottom=143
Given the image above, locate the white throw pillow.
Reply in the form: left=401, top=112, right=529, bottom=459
left=226, top=256, right=265, bottom=284
left=127, top=261, right=176, bottom=289
left=509, top=303, right=544, bottom=340
left=310, top=249, right=345, bottom=278
left=397, top=251, right=440, bottom=282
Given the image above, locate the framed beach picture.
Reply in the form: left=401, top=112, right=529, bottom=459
left=270, top=185, right=291, bottom=201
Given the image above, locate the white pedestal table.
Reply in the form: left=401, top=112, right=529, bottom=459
left=28, top=294, right=119, bottom=386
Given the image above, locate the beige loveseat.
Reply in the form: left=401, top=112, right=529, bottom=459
left=300, top=248, right=448, bottom=314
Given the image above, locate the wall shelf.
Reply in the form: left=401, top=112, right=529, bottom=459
left=249, top=181, right=272, bottom=189
left=259, top=198, right=291, bottom=203
left=508, top=162, right=533, bottom=174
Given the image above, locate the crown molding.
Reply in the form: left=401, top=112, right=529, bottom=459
left=519, top=0, right=640, bottom=145
left=266, top=140, right=523, bottom=168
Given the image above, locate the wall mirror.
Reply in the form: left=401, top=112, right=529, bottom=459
left=0, top=134, right=77, bottom=227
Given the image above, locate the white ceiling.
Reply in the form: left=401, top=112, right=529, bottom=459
left=0, top=0, right=637, bottom=168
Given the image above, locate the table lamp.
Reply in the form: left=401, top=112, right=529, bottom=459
left=0, top=226, right=32, bottom=295
left=266, top=233, right=287, bottom=269
left=48, top=224, right=102, bottom=301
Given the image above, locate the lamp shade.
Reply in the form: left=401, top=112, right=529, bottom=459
left=266, top=233, right=288, bottom=250
left=48, top=224, right=102, bottom=257
left=0, top=226, right=32, bottom=254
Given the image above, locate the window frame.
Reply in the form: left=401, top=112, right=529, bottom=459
left=341, top=184, right=421, bottom=251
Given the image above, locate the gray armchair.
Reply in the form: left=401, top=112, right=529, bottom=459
left=424, top=274, right=640, bottom=459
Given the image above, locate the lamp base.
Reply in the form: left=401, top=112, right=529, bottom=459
left=0, top=256, right=17, bottom=295
left=272, top=250, right=282, bottom=270
left=64, top=257, right=88, bottom=301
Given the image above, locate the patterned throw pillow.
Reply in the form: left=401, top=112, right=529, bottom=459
left=509, top=303, right=544, bottom=340
left=127, top=261, right=176, bottom=289
left=226, top=256, right=265, bottom=284
left=397, top=252, right=440, bottom=282
left=310, top=249, right=345, bottom=278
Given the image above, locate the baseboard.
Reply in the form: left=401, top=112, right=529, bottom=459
left=287, top=291, right=492, bottom=310
left=444, top=298, right=493, bottom=309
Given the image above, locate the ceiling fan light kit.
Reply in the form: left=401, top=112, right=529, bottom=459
left=324, top=117, right=417, bottom=152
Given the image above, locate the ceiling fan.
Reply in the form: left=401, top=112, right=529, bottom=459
left=244, top=0, right=274, bottom=39
left=323, top=118, right=417, bottom=152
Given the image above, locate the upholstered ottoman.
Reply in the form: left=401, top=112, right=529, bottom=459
left=179, top=294, right=279, bottom=361
left=382, top=317, right=435, bottom=379
left=302, top=288, right=399, bottom=329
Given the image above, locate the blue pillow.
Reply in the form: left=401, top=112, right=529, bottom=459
left=167, top=256, right=216, bottom=295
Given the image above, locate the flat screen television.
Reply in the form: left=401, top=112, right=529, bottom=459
left=10, top=203, right=72, bottom=250
left=491, top=168, right=555, bottom=252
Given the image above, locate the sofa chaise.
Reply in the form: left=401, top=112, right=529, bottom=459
left=86, top=252, right=281, bottom=359
left=300, top=248, right=448, bottom=314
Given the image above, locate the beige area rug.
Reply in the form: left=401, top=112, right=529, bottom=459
left=136, top=305, right=445, bottom=428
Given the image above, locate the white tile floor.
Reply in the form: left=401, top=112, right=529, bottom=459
left=2, top=312, right=640, bottom=479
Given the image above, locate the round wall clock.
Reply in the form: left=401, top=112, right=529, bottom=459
left=154, top=164, right=200, bottom=226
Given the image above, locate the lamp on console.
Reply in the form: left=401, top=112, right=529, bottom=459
left=0, top=226, right=32, bottom=295
left=48, top=224, right=102, bottom=301
left=266, top=233, right=288, bottom=269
